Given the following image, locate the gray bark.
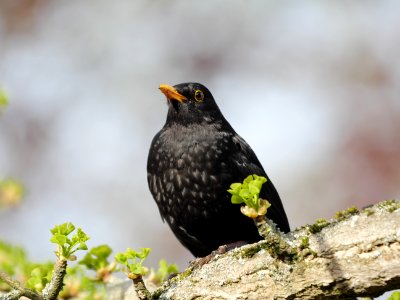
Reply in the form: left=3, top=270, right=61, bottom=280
left=113, top=200, right=400, bottom=300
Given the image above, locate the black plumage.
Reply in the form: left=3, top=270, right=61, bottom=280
left=147, top=82, right=290, bottom=257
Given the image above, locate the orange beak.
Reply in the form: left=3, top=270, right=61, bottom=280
left=159, top=84, right=187, bottom=103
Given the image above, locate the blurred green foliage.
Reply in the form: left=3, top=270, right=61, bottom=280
left=0, top=178, right=24, bottom=209
left=0, top=89, right=8, bottom=110
left=148, top=259, right=179, bottom=286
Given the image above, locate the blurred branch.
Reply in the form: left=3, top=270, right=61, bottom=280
left=0, top=270, right=42, bottom=300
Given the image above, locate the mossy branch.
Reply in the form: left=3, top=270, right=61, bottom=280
left=0, top=258, right=68, bottom=300
left=0, top=223, right=88, bottom=300
left=152, top=200, right=400, bottom=300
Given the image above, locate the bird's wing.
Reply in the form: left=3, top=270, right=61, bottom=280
left=230, top=134, right=290, bottom=232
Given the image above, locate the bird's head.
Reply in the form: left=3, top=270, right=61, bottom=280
left=159, top=82, right=224, bottom=125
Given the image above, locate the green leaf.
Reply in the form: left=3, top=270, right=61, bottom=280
left=77, top=242, right=88, bottom=251
left=231, top=195, right=243, bottom=204
left=157, top=259, right=178, bottom=283
left=70, top=228, right=89, bottom=247
left=130, top=263, right=144, bottom=275
left=50, top=222, right=75, bottom=236
left=26, top=277, right=42, bottom=291
left=228, top=174, right=269, bottom=218
left=50, top=223, right=90, bottom=260
left=125, top=248, right=137, bottom=259
left=239, top=189, right=250, bottom=200
left=115, top=253, right=127, bottom=264
left=50, top=233, right=67, bottom=246
left=91, top=244, right=112, bottom=259
left=26, top=264, right=53, bottom=292
left=243, top=175, right=253, bottom=184
left=115, top=247, right=151, bottom=278
left=249, top=178, right=262, bottom=191
left=79, top=244, right=113, bottom=271
left=30, top=267, right=42, bottom=278
left=137, top=248, right=151, bottom=259
left=227, top=183, right=241, bottom=195
left=76, top=228, right=90, bottom=242
left=79, top=253, right=97, bottom=269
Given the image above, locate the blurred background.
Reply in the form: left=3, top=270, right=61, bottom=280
left=0, top=0, right=399, bottom=276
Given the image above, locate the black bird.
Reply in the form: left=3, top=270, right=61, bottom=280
left=147, top=83, right=290, bottom=257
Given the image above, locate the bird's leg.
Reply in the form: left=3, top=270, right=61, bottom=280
left=191, top=241, right=248, bottom=268
left=214, top=241, right=249, bottom=254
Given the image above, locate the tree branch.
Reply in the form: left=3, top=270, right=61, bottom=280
left=41, top=258, right=67, bottom=300
left=154, top=200, right=400, bottom=300
left=0, top=271, right=42, bottom=300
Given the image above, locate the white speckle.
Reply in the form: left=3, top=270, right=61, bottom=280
left=151, top=176, right=157, bottom=193
left=169, top=216, right=175, bottom=224
left=184, top=176, right=192, bottom=186
left=155, top=193, right=161, bottom=203
left=166, top=182, right=174, bottom=193
left=178, top=226, right=200, bottom=242
left=210, top=175, right=218, bottom=183
left=177, top=158, right=184, bottom=169
left=169, top=170, right=175, bottom=180
left=193, top=169, right=201, bottom=181
left=176, top=174, right=182, bottom=188
left=182, top=187, right=188, bottom=197
left=201, top=171, right=207, bottom=184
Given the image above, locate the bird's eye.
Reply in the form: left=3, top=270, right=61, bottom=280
left=194, top=89, right=204, bottom=102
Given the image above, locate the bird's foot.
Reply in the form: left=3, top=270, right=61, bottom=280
left=191, top=241, right=248, bottom=268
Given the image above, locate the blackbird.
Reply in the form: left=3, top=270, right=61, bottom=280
left=147, top=82, right=290, bottom=257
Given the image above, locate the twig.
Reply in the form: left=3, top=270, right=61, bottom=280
left=132, top=275, right=151, bottom=300
left=42, top=258, right=67, bottom=300
left=254, top=215, right=297, bottom=260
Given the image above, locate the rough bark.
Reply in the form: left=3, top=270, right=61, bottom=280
left=113, top=200, right=400, bottom=299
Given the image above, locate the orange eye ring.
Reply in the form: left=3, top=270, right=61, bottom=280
left=194, top=89, right=204, bottom=102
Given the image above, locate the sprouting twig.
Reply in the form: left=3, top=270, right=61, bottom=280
left=132, top=276, right=151, bottom=300
left=42, top=258, right=68, bottom=300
